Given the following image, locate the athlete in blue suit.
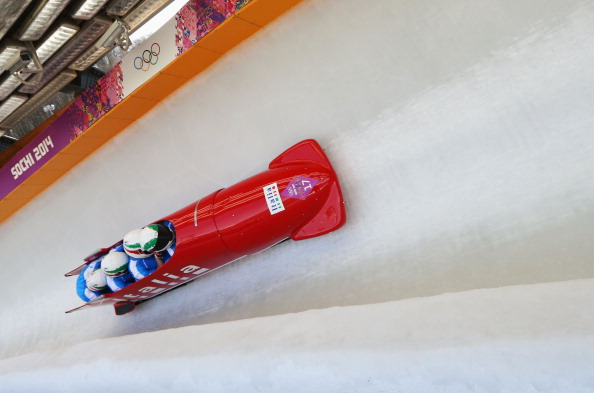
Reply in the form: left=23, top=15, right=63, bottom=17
left=101, top=245, right=136, bottom=291
left=76, top=260, right=110, bottom=302
left=129, top=221, right=176, bottom=279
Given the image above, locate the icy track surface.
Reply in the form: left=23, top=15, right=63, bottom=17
left=1, top=280, right=593, bottom=392
left=1, top=0, right=594, bottom=390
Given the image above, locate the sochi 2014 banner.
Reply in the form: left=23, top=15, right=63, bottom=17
left=0, top=0, right=252, bottom=200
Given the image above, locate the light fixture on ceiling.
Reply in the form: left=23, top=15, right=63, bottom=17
left=35, top=22, right=80, bottom=64
left=69, top=44, right=109, bottom=71
left=0, top=40, right=26, bottom=73
left=16, top=0, right=74, bottom=41
left=0, top=75, right=26, bottom=101
left=70, top=0, right=111, bottom=20
left=0, top=22, right=79, bottom=98
left=69, top=0, right=175, bottom=71
left=1, top=70, right=77, bottom=129
left=124, top=0, right=175, bottom=33
left=20, top=16, right=111, bottom=95
left=0, top=93, right=28, bottom=123
left=105, top=0, right=142, bottom=17
left=16, top=23, right=79, bottom=86
left=7, top=42, right=43, bottom=85
left=70, top=17, right=133, bottom=71
left=0, top=0, right=34, bottom=41
left=128, top=0, right=187, bottom=41
left=96, top=19, right=131, bottom=50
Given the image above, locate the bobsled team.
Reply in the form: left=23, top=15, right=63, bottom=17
left=76, top=221, right=176, bottom=302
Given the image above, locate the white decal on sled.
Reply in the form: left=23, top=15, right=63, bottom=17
left=263, top=183, right=285, bottom=215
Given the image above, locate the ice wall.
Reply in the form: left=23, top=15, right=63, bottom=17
left=1, top=280, right=593, bottom=392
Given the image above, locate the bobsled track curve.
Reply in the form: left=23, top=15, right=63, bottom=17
left=1, top=0, right=594, bottom=376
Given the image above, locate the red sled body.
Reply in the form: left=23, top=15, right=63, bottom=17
left=66, top=139, right=346, bottom=315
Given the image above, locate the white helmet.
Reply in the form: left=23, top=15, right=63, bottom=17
left=101, top=251, right=129, bottom=276
left=123, top=229, right=150, bottom=258
left=86, top=268, right=107, bottom=291
left=140, top=224, right=174, bottom=253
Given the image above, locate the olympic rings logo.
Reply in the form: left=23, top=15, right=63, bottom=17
left=133, top=43, right=160, bottom=71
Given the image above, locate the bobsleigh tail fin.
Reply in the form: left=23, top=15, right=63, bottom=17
left=65, top=261, right=90, bottom=277
left=66, top=298, right=135, bottom=315
left=269, top=139, right=333, bottom=170
left=65, top=303, right=90, bottom=314
left=83, top=240, right=123, bottom=263
left=65, top=295, right=104, bottom=313
left=291, top=180, right=346, bottom=240
left=83, top=247, right=111, bottom=263
left=65, top=240, right=123, bottom=277
left=64, top=249, right=106, bottom=277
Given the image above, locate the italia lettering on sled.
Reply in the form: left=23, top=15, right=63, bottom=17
left=65, top=139, right=346, bottom=315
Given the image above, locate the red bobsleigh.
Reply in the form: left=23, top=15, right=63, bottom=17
left=65, top=139, right=346, bottom=315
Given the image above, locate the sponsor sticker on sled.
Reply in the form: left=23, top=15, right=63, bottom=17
left=263, top=183, right=285, bottom=215
left=282, top=176, right=319, bottom=200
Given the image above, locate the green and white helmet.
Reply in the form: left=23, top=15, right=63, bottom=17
left=86, top=268, right=107, bottom=291
left=123, top=229, right=150, bottom=258
left=101, top=251, right=129, bottom=277
left=140, top=224, right=174, bottom=253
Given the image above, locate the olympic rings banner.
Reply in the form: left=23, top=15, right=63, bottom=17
left=121, top=19, right=178, bottom=97
left=0, top=0, right=254, bottom=200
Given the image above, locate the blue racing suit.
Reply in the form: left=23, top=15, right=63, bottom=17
left=129, top=254, right=159, bottom=280
left=76, top=260, right=110, bottom=302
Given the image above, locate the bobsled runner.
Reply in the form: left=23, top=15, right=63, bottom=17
left=65, top=139, right=346, bottom=315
